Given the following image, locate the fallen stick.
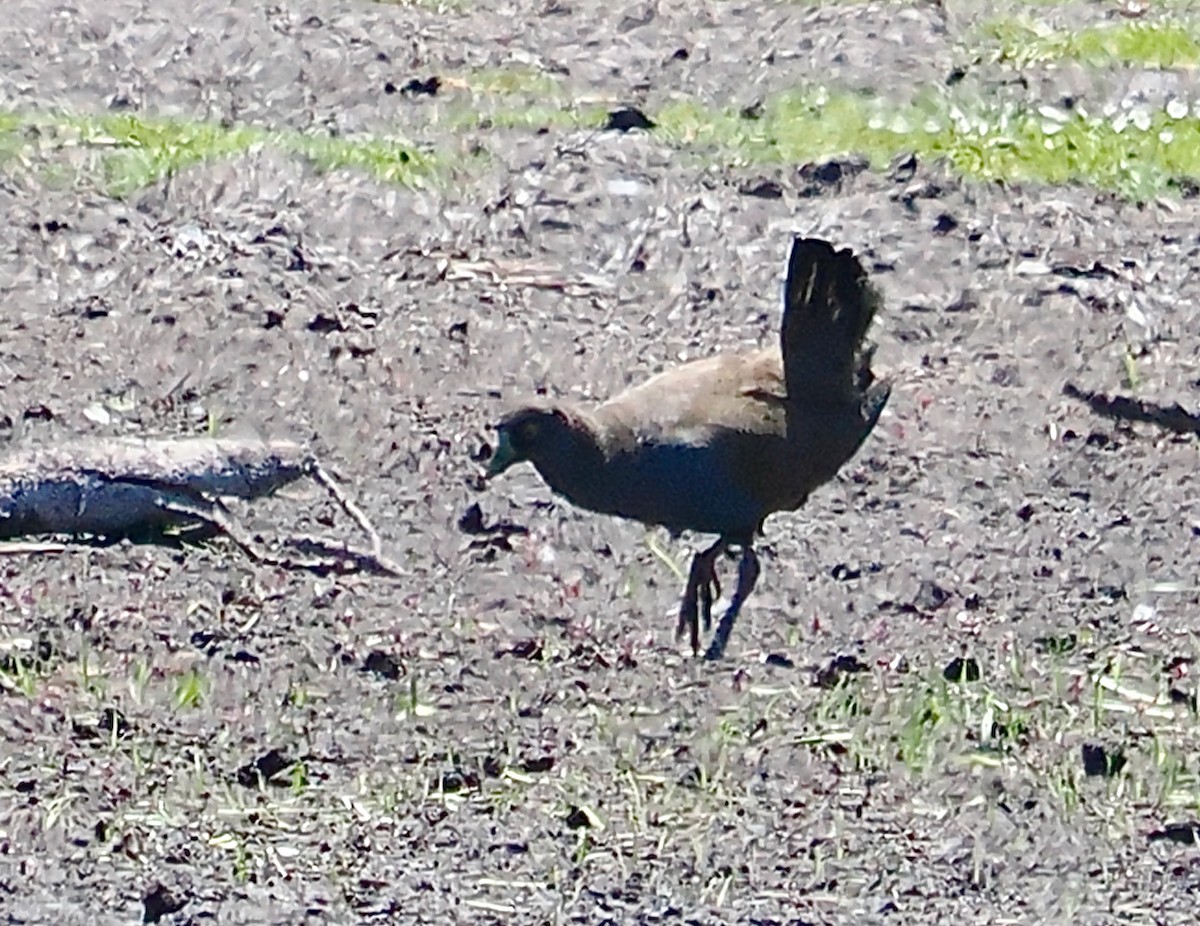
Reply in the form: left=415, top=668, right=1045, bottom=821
left=0, top=436, right=309, bottom=537
left=0, top=436, right=400, bottom=577
left=157, top=493, right=402, bottom=578
left=0, top=540, right=68, bottom=555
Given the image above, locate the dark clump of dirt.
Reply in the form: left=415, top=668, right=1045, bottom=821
left=0, top=0, right=1197, bottom=924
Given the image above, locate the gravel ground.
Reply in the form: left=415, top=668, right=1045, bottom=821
left=1, top=1, right=1199, bottom=923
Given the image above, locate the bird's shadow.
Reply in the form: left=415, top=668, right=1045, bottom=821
left=1064, top=382, right=1200, bottom=435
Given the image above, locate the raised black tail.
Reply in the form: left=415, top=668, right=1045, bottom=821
left=780, top=237, right=885, bottom=407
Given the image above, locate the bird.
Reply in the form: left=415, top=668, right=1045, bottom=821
left=484, top=236, right=890, bottom=660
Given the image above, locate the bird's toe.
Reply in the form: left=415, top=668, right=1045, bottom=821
left=675, top=593, right=700, bottom=656
left=698, top=580, right=714, bottom=633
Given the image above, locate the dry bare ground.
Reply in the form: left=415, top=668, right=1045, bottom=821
left=0, top=1, right=1198, bottom=923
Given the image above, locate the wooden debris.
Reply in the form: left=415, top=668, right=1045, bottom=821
left=0, top=436, right=400, bottom=577
left=390, top=246, right=613, bottom=296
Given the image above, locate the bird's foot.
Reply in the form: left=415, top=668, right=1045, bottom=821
left=675, top=595, right=699, bottom=656
left=702, top=546, right=761, bottom=661
left=676, top=583, right=716, bottom=658
left=699, top=570, right=721, bottom=634
left=675, top=539, right=727, bottom=656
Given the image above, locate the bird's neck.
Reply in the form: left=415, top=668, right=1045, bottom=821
left=532, top=413, right=616, bottom=512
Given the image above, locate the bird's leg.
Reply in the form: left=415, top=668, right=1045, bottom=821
left=675, top=538, right=727, bottom=656
left=703, top=545, right=761, bottom=661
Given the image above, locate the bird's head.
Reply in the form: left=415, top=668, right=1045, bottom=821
left=486, top=405, right=575, bottom=479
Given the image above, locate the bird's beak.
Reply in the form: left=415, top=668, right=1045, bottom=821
left=485, top=431, right=520, bottom=479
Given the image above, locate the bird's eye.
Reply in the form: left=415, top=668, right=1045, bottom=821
left=518, top=420, right=540, bottom=443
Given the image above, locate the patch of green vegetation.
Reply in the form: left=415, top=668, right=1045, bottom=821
left=791, top=642, right=1200, bottom=815
left=0, top=109, right=435, bottom=195
left=393, top=674, right=438, bottom=719
left=173, top=666, right=209, bottom=709
left=462, top=80, right=1200, bottom=198
left=656, top=91, right=898, bottom=160
left=287, top=132, right=434, bottom=187
left=985, top=18, right=1200, bottom=68
left=0, top=647, right=45, bottom=697
left=927, top=99, right=1200, bottom=199
left=75, top=114, right=261, bottom=197
left=0, top=110, right=23, bottom=161
left=650, top=88, right=1200, bottom=199
left=7, top=67, right=1200, bottom=200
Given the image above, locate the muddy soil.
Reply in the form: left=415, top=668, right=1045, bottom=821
left=0, top=1, right=1198, bottom=923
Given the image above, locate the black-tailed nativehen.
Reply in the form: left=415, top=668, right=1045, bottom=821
left=485, top=237, right=890, bottom=659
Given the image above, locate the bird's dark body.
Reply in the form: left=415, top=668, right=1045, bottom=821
left=487, top=237, right=891, bottom=659
left=512, top=347, right=888, bottom=539
left=551, top=436, right=768, bottom=538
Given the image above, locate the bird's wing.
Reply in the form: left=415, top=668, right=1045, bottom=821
left=593, top=350, right=787, bottom=451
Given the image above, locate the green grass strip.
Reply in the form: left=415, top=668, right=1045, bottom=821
left=985, top=18, right=1200, bottom=68
left=78, top=114, right=262, bottom=197
left=1, top=111, right=433, bottom=195
left=648, top=88, right=1200, bottom=199
left=285, top=133, right=436, bottom=187
left=442, top=69, right=1200, bottom=197
left=7, top=81, right=1200, bottom=200
left=0, top=111, right=23, bottom=161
